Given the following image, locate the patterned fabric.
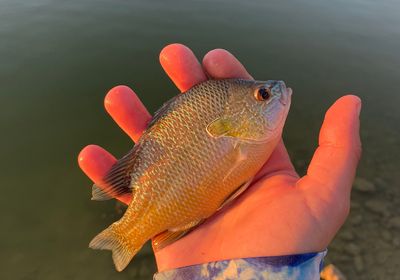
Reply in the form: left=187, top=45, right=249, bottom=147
left=154, top=251, right=326, bottom=280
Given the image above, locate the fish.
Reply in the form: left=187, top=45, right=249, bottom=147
left=89, top=78, right=292, bottom=271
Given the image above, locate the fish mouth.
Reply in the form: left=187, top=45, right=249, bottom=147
left=269, top=80, right=291, bottom=106
left=279, top=87, right=292, bottom=106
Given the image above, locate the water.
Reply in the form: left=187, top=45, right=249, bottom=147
left=1, top=0, right=399, bottom=279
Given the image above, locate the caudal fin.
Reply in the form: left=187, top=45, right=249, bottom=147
left=89, top=224, right=141, bottom=271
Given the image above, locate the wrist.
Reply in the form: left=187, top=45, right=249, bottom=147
left=154, top=250, right=327, bottom=280
left=154, top=225, right=327, bottom=272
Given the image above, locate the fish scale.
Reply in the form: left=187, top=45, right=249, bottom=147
left=88, top=78, right=291, bottom=271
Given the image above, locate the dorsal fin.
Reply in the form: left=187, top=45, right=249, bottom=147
left=91, top=148, right=136, bottom=201
left=146, top=95, right=179, bottom=129
left=91, top=184, right=113, bottom=201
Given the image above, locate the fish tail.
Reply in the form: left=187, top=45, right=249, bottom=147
left=89, top=223, right=142, bottom=271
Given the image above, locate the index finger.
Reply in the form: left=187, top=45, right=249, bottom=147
left=159, top=44, right=207, bottom=92
left=202, top=48, right=253, bottom=80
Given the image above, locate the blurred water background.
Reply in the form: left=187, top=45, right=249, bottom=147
left=1, top=0, right=399, bottom=279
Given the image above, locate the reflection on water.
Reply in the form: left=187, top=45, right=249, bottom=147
left=1, top=0, right=399, bottom=279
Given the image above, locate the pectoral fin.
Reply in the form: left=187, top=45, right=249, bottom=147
left=206, top=117, right=235, bottom=138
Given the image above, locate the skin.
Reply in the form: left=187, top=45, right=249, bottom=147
left=78, top=43, right=362, bottom=272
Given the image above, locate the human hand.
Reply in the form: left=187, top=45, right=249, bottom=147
left=78, top=43, right=362, bottom=272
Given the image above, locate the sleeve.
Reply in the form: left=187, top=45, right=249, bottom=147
left=153, top=250, right=327, bottom=280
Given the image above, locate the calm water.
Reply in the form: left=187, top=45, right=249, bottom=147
left=1, top=0, right=399, bottom=279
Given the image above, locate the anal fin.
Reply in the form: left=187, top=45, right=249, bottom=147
left=152, top=230, right=188, bottom=252
left=152, top=219, right=203, bottom=251
left=217, top=178, right=253, bottom=211
left=169, top=219, right=203, bottom=232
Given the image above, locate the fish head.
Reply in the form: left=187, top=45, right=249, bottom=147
left=222, top=79, right=292, bottom=142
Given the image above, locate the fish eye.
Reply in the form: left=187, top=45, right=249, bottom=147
left=255, top=87, right=271, bottom=101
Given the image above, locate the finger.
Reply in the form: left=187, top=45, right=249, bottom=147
left=159, top=43, right=207, bottom=92
left=254, top=140, right=299, bottom=183
left=78, top=145, right=132, bottom=205
left=298, top=95, right=362, bottom=199
left=104, top=85, right=152, bottom=143
left=202, top=49, right=253, bottom=80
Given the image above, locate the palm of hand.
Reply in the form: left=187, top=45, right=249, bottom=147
left=78, top=44, right=361, bottom=271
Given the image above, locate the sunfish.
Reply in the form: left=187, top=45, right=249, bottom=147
left=89, top=79, right=292, bottom=271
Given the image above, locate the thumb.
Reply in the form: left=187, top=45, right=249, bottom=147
left=298, top=95, right=362, bottom=200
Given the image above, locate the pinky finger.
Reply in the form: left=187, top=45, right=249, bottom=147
left=78, top=144, right=131, bottom=204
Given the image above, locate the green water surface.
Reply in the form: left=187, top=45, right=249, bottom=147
left=1, top=0, right=399, bottom=279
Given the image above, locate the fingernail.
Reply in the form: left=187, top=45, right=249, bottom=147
left=349, top=94, right=362, bottom=117
left=356, top=99, right=362, bottom=117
